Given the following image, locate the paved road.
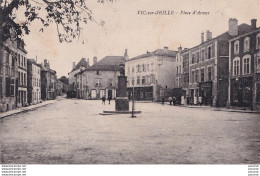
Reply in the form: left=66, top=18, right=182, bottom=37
left=0, top=98, right=259, bottom=164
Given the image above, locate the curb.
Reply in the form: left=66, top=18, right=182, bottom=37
left=0, top=101, right=56, bottom=119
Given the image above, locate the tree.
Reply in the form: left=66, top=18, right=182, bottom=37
left=59, top=76, right=69, bottom=84
left=0, top=0, right=116, bottom=43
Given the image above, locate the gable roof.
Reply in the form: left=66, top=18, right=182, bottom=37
left=71, top=58, right=89, bottom=72
left=86, top=56, right=125, bottom=71
left=128, top=48, right=177, bottom=61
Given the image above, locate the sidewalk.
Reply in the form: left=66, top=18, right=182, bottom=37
left=0, top=100, right=56, bottom=119
left=182, top=104, right=260, bottom=114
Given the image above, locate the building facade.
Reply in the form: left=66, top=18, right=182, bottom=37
left=27, top=59, right=41, bottom=105
left=0, top=35, right=19, bottom=112
left=41, top=59, right=57, bottom=100
left=75, top=56, right=125, bottom=99
left=229, top=19, right=260, bottom=110
left=17, top=39, right=28, bottom=107
left=125, top=47, right=177, bottom=101
left=187, top=19, right=253, bottom=107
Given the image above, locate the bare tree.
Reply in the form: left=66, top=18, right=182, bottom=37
left=0, top=0, right=116, bottom=43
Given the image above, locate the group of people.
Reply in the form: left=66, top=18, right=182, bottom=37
left=102, top=96, right=112, bottom=105
left=162, top=95, right=204, bottom=106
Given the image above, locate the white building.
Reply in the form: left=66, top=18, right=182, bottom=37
left=125, top=47, right=177, bottom=101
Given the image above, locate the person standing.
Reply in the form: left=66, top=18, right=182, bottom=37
left=162, top=97, right=165, bottom=105
left=194, top=95, right=197, bottom=106
left=168, top=96, right=173, bottom=106
left=173, top=96, right=176, bottom=106
left=198, top=96, right=202, bottom=106
left=102, top=96, right=106, bottom=105
left=108, top=96, right=112, bottom=105
left=181, top=95, right=185, bottom=106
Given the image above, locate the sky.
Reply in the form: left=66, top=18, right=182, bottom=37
left=22, top=0, right=260, bottom=78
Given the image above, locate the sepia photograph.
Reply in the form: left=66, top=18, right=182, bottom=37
left=0, top=0, right=260, bottom=174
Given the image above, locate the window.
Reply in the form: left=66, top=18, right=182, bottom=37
left=176, top=66, right=179, bottom=74
left=142, top=64, right=145, bottom=72
left=137, top=76, right=140, bottom=85
left=142, top=76, right=145, bottom=84
left=95, top=79, right=101, bottom=86
left=109, top=79, right=113, bottom=87
left=192, top=53, right=195, bottom=64
left=242, top=56, right=251, bottom=74
left=233, top=58, right=240, bottom=76
left=18, top=54, right=20, bottom=66
left=201, top=49, right=205, bottom=61
left=6, top=77, right=10, bottom=97
left=179, top=65, right=181, bottom=74
left=132, top=67, right=134, bottom=73
left=207, top=66, right=212, bottom=81
left=191, top=70, right=195, bottom=83
left=208, top=46, right=212, bottom=59
left=147, top=64, right=149, bottom=71
left=131, top=77, right=135, bottom=86
left=200, top=68, right=204, bottom=82
left=234, top=40, right=239, bottom=54
left=11, top=78, right=15, bottom=96
left=244, top=37, right=250, bottom=52
left=257, top=54, right=260, bottom=73
left=196, top=52, right=200, bottom=63
left=127, top=67, right=130, bottom=74
left=195, top=69, right=199, bottom=82
left=257, top=33, right=260, bottom=48
left=176, top=78, right=179, bottom=87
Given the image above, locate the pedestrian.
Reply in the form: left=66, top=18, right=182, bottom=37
left=162, top=97, right=165, bottom=105
left=168, top=96, right=172, bottom=106
left=173, top=96, right=176, bottom=106
left=108, top=96, right=111, bottom=105
left=210, top=96, right=214, bottom=106
left=181, top=95, right=185, bottom=106
left=194, top=95, right=197, bottom=106
left=198, top=96, right=202, bottom=106
left=102, top=96, right=106, bottom=105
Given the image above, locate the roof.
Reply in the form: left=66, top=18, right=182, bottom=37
left=71, top=58, right=89, bottom=72
left=188, top=23, right=254, bottom=51
left=86, top=56, right=125, bottom=71
left=40, top=63, right=56, bottom=74
left=128, top=48, right=177, bottom=61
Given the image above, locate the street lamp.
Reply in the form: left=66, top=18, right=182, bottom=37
left=131, top=84, right=136, bottom=118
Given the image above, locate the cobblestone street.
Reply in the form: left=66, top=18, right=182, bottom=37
left=0, top=98, right=259, bottom=164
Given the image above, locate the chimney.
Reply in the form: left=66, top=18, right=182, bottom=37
left=164, top=46, right=168, bottom=50
left=228, top=18, right=238, bottom=36
left=93, top=56, right=97, bottom=65
left=178, top=45, right=182, bottom=52
left=251, top=19, right=257, bottom=29
left=124, top=49, right=129, bottom=60
left=201, top=32, right=204, bottom=43
left=73, top=62, right=76, bottom=69
left=206, top=30, right=212, bottom=41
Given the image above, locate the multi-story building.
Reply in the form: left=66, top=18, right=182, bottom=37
left=41, top=59, right=57, bottom=100
left=228, top=19, right=260, bottom=111
left=27, top=59, right=41, bottom=105
left=75, top=55, right=125, bottom=99
left=68, top=58, right=90, bottom=85
left=187, top=18, right=253, bottom=107
left=125, top=47, right=177, bottom=101
left=0, top=25, right=19, bottom=112
left=17, top=39, right=28, bottom=107
left=67, top=58, right=90, bottom=98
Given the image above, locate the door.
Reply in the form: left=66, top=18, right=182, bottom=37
left=108, top=90, right=112, bottom=99
left=91, top=89, right=96, bottom=99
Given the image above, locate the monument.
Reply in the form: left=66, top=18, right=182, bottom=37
left=115, top=65, right=129, bottom=111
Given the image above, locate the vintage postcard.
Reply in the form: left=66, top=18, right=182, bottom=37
left=0, top=0, right=259, bottom=175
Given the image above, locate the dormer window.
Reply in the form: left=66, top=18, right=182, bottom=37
left=244, top=37, right=250, bottom=52
left=234, top=40, right=239, bottom=54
